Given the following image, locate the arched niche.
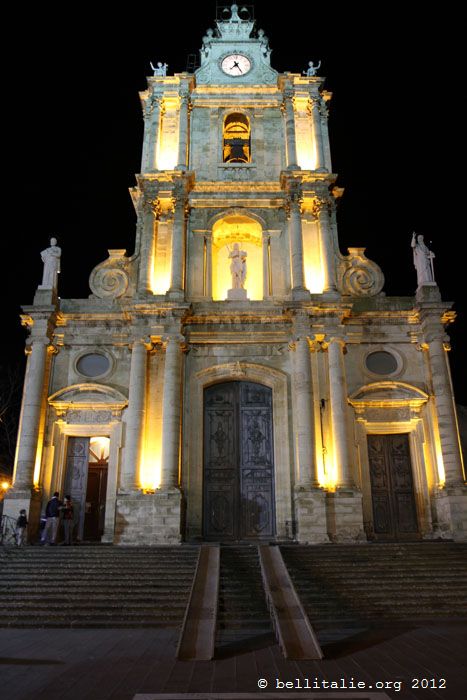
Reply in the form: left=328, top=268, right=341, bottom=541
left=211, top=213, right=263, bottom=300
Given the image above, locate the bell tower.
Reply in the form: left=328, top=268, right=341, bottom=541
left=131, top=2, right=366, bottom=305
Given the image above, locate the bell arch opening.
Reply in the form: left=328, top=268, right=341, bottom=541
left=223, top=112, right=251, bottom=163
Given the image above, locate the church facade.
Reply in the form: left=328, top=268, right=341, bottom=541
left=5, top=5, right=467, bottom=544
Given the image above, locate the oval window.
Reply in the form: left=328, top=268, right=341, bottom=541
left=76, top=353, right=110, bottom=378
left=365, top=351, right=398, bottom=375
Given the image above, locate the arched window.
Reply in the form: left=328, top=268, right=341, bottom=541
left=223, top=113, right=251, bottom=163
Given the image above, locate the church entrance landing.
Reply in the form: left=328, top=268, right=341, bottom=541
left=203, top=381, right=275, bottom=541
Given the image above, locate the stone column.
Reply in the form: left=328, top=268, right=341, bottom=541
left=283, top=88, right=299, bottom=169
left=262, top=232, right=270, bottom=299
left=161, top=336, right=183, bottom=489
left=121, top=341, right=148, bottom=491
left=176, top=93, right=190, bottom=170
left=205, top=234, right=212, bottom=299
left=327, top=338, right=353, bottom=488
left=428, top=339, right=465, bottom=485
left=168, top=195, right=186, bottom=297
left=291, top=337, right=316, bottom=488
left=288, top=197, right=306, bottom=293
left=313, top=195, right=337, bottom=293
left=138, top=194, right=159, bottom=294
left=309, top=97, right=326, bottom=172
left=141, top=96, right=162, bottom=172
left=13, top=339, right=49, bottom=489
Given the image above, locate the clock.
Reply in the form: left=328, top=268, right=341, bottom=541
left=221, top=54, right=252, bottom=76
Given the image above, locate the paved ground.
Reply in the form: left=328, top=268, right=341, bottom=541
left=0, top=622, right=465, bottom=700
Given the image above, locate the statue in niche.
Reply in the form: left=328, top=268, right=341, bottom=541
left=304, top=60, right=321, bottom=76
left=39, top=237, right=61, bottom=290
left=411, top=232, right=436, bottom=286
left=150, top=61, right=168, bottom=76
left=229, top=243, right=247, bottom=289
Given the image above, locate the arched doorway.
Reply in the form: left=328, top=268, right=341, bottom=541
left=203, top=381, right=275, bottom=541
left=64, top=436, right=110, bottom=541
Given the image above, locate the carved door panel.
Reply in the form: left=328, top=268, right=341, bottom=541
left=83, top=466, right=108, bottom=541
left=203, top=383, right=238, bottom=540
left=203, top=382, right=275, bottom=541
left=64, top=437, right=90, bottom=540
left=368, top=434, right=419, bottom=540
left=239, top=382, right=275, bottom=539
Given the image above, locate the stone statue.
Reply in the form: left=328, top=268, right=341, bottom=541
left=150, top=61, right=168, bottom=76
left=39, top=237, right=61, bottom=290
left=229, top=243, right=247, bottom=289
left=412, top=232, right=435, bottom=286
left=304, top=60, right=321, bottom=76
left=202, top=28, right=214, bottom=57
left=257, top=28, right=271, bottom=58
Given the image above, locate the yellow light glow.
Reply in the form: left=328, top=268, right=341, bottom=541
left=140, top=438, right=162, bottom=492
left=1, top=481, right=10, bottom=491
left=89, top=436, right=110, bottom=463
left=150, top=221, right=172, bottom=295
left=435, top=442, right=446, bottom=487
left=303, top=222, right=324, bottom=293
left=156, top=100, right=179, bottom=170
left=212, top=216, right=263, bottom=301
left=295, top=99, right=316, bottom=170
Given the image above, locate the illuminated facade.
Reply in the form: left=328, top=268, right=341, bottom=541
left=4, top=4, right=466, bottom=544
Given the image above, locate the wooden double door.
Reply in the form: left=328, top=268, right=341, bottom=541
left=367, top=434, right=420, bottom=540
left=203, top=381, right=275, bottom=541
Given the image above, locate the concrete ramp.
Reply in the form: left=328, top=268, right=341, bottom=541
left=258, top=544, right=323, bottom=659
left=176, top=544, right=220, bottom=660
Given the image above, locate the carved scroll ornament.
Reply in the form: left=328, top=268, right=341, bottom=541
left=89, top=249, right=131, bottom=299
left=338, top=247, right=384, bottom=297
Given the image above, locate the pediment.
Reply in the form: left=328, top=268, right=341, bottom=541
left=349, top=381, right=428, bottom=407
left=48, top=383, right=128, bottom=411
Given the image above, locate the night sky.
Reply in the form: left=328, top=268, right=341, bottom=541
left=6, top=1, right=465, bottom=403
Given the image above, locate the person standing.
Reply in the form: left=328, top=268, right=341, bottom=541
left=61, top=496, right=74, bottom=546
left=41, top=491, right=62, bottom=545
left=15, top=509, right=28, bottom=546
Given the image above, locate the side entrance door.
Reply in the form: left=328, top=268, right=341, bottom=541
left=367, top=433, right=420, bottom=540
left=64, top=436, right=109, bottom=541
left=203, top=381, right=275, bottom=541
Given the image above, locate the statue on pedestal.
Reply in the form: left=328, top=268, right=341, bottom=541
left=227, top=243, right=248, bottom=300
left=304, top=60, right=321, bottom=76
left=39, top=238, right=61, bottom=291
left=411, top=232, right=435, bottom=286
left=229, top=243, right=247, bottom=288
left=150, top=61, right=168, bottom=76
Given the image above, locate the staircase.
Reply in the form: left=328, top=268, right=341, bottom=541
left=216, top=545, right=274, bottom=651
left=281, top=542, right=467, bottom=644
left=0, top=545, right=199, bottom=627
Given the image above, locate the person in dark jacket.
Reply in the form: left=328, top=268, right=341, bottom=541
left=41, top=492, right=62, bottom=544
left=61, top=495, right=74, bottom=545
left=15, top=509, right=28, bottom=546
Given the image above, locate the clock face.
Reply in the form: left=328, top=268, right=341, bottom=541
left=221, top=54, right=252, bottom=76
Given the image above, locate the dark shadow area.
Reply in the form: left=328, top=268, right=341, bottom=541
left=215, top=631, right=276, bottom=659
left=0, top=657, right=64, bottom=665
left=322, top=623, right=417, bottom=658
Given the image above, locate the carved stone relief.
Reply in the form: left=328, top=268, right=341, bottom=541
left=89, top=250, right=133, bottom=299
left=337, top=247, right=384, bottom=297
